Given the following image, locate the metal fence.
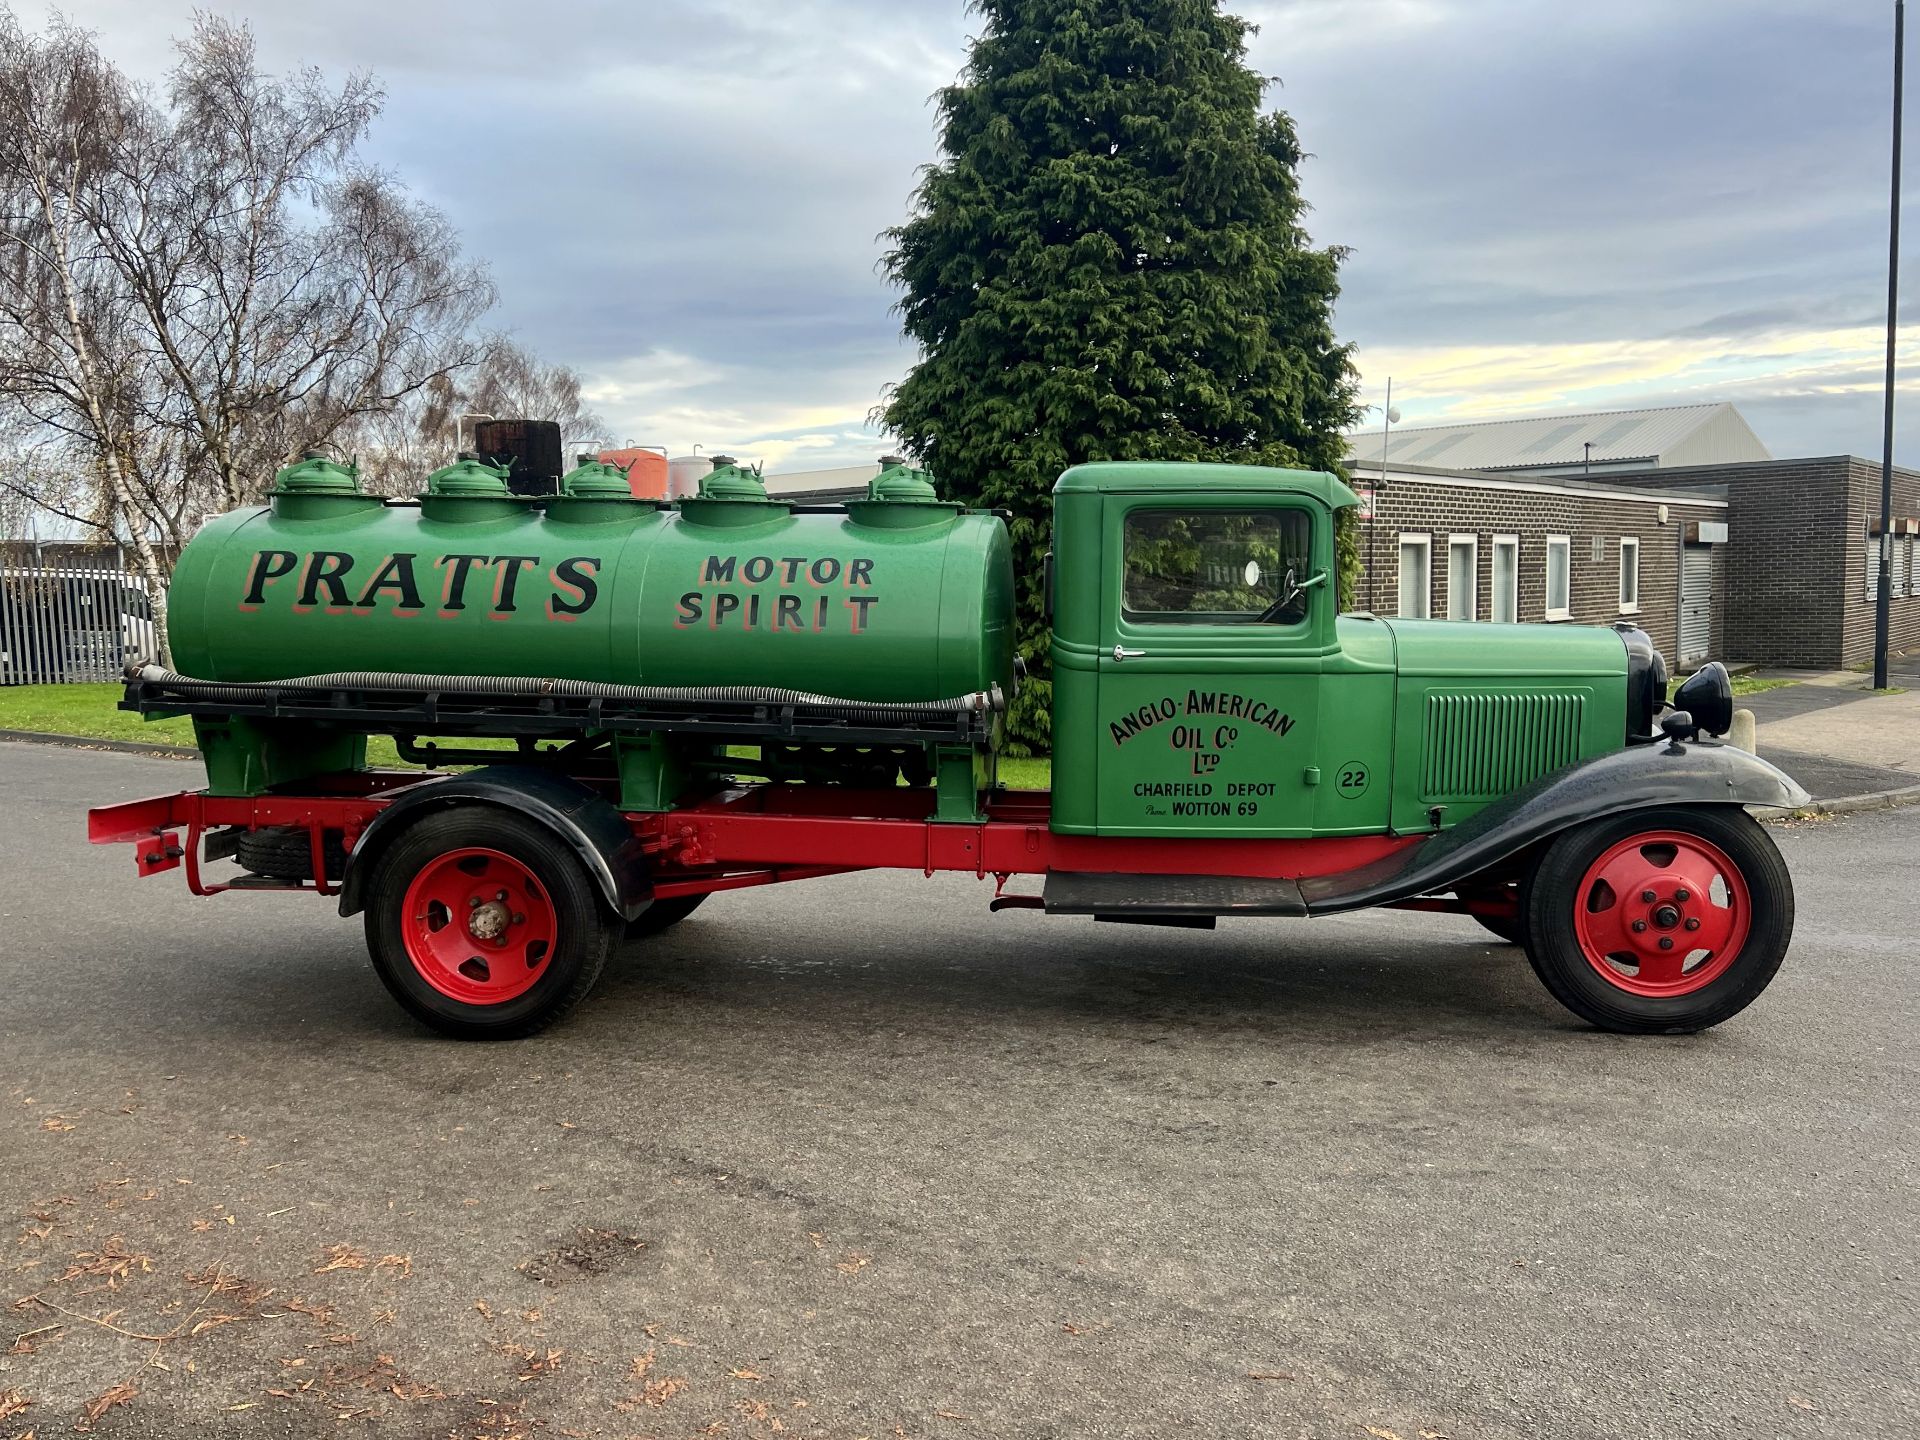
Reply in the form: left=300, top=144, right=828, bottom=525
left=0, top=545, right=156, bottom=685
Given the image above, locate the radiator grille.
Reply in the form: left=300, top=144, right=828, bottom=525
left=1421, top=691, right=1587, bottom=802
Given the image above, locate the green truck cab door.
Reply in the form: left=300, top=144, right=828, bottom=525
left=1090, top=492, right=1329, bottom=838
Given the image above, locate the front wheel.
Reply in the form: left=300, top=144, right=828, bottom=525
left=1521, top=806, right=1793, bottom=1034
left=364, top=809, right=614, bottom=1039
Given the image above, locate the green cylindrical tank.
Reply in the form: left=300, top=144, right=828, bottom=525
left=166, top=458, right=1015, bottom=705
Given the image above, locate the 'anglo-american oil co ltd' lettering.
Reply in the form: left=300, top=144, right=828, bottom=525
left=675, top=553, right=880, bottom=634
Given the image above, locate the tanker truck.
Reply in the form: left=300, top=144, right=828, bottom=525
left=88, top=451, right=1807, bottom=1039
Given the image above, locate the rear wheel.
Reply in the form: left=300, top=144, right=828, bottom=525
left=364, top=809, right=613, bottom=1039
left=624, top=893, right=707, bottom=941
left=1521, top=806, right=1792, bottom=1034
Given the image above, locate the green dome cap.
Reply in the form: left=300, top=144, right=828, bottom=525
left=426, top=455, right=511, bottom=497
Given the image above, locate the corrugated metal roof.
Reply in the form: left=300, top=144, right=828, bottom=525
left=1345, top=403, right=1768, bottom=472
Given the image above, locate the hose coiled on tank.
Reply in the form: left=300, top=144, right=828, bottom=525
left=129, top=664, right=1005, bottom=715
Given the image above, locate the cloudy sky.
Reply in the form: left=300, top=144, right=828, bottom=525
left=20, top=0, right=1917, bottom=469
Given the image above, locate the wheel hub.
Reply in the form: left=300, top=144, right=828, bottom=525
left=399, top=848, right=557, bottom=1006
left=1571, top=831, right=1751, bottom=997
left=468, top=900, right=511, bottom=941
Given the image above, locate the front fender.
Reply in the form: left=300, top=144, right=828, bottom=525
left=337, top=765, right=651, bottom=921
left=1301, top=740, right=1808, bottom=915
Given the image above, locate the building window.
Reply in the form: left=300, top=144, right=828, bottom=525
left=1397, top=534, right=1431, bottom=619
left=1618, top=537, right=1641, bottom=613
left=1895, top=534, right=1909, bottom=597
left=1545, top=534, right=1571, bottom=620
left=1866, top=533, right=1881, bottom=601
left=1447, top=535, right=1478, bottom=621
left=1491, top=535, right=1519, bottom=623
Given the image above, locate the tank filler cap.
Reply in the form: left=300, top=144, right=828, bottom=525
left=695, top=463, right=771, bottom=502
left=271, top=452, right=361, bottom=495
left=425, top=456, right=512, bottom=497
left=865, top=459, right=944, bottom=505
left=559, top=456, right=639, bottom=499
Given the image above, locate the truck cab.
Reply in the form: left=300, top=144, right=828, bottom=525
left=1048, top=462, right=1635, bottom=840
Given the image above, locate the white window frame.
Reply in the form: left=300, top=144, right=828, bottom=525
left=1490, top=534, right=1519, bottom=623
left=1545, top=534, right=1572, bottom=621
left=1618, top=536, right=1641, bottom=614
left=1446, top=534, right=1478, bottom=621
left=1867, top=532, right=1881, bottom=601
left=1397, top=533, right=1431, bottom=620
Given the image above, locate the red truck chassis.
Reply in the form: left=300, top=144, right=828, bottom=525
left=89, top=771, right=1457, bottom=912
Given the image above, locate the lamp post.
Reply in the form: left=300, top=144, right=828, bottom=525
left=1367, top=380, right=1399, bottom=612
left=1875, top=0, right=1906, bottom=692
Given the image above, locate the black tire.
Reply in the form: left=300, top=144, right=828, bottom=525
left=363, top=808, right=614, bottom=1040
left=624, top=893, right=707, bottom=941
left=1521, top=805, right=1792, bottom=1034
left=237, top=825, right=346, bottom=881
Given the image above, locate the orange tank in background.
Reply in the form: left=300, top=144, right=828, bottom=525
left=597, top=447, right=668, bottom=500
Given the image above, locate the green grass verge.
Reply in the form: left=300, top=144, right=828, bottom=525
left=1728, top=677, right=1794, bottom=698
left=0, top=683, right=1059, bottom=786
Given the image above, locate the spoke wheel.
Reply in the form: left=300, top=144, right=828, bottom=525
left=365, top=809, right=613, bottom=1039
left=1522, top=806, right=1792, bottom=1034
left=401, top=848, right=558, bottom=1005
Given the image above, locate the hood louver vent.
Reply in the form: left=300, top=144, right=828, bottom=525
left=1421, top=691, right=1586, bottom=803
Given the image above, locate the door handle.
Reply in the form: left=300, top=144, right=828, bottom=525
left=1112, top=645, right=1146, bottom=662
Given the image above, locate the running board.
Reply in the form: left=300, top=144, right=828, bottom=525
left=1042, top=871, right=1308, bottom=918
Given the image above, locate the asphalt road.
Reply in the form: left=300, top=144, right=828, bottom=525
left=0, top=741, right=1914, bottom=1440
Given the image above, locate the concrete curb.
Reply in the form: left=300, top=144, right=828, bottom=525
left=1787, top=782, right=1920, bottom=819
left=0, top=727, right=199, bottom=760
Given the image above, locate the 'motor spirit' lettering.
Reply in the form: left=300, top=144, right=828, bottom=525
left=677, top=552, right=881, bottom=635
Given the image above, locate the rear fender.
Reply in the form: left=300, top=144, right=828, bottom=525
left=337, top=765, right=650, bottom=921
left=1301, top=740, right=1808, bottom=914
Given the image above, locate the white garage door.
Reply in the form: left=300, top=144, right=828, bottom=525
left=1679, top=545, right=1713, bottom=665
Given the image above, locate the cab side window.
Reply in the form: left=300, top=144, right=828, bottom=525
left=1122, top=508, right=1312, bottom=625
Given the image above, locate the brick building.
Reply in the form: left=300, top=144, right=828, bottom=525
left=1352, top=465, right=1729, bottom=666
left=1609, top=455, right=1920, bottom=669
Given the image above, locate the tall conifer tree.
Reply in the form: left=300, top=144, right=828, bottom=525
left=883, top=0, right=1358, bottom=751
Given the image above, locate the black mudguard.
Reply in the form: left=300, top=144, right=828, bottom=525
left=336, top=765, right=651, bottom=921
left=1300, top=739, right=1809, bottom=915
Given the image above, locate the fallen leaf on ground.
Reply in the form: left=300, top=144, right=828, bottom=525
left=1420, top=1430, right=1453, bottom=1439
left=1362, top=1428, right=1403, bottom=1440
left=1787, top=1395, right=1816, bottom=1411
left=834, top=1253, right=871, bottom=1275
left=75, top=1380, right=137, bottom=1431
left=640, top=1376, right=687, bottom=1406
left=936, top=1410, right=973, bottom=1420
left=374, top=1255, right=412, bottom=1279
left=40, top=1115, right=74, bottom=1132
left=61, top=1239, right=151, bottom=1285
left=312, top=1245, right=368, bottom=1275
left=0, top=1387, right=28, bottom=1421
left=630, top=1350, right=655, bottom=1379
left=730, top=1368, right=764, bottom=1381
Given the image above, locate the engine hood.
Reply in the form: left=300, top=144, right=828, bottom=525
left=1376, top=617, right=1629, bottom=680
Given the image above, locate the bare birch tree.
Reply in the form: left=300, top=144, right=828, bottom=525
left=0, top=9, right=504, bottom=662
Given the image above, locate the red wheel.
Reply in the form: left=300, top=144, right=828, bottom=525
left=365, top=810, right=613, bottom=1039
left=1569, top=832, right=1751, bottom=997
left=1523, top=807, right=1792, bottom=1034
left=400, top=848, right=558, bottom=1005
